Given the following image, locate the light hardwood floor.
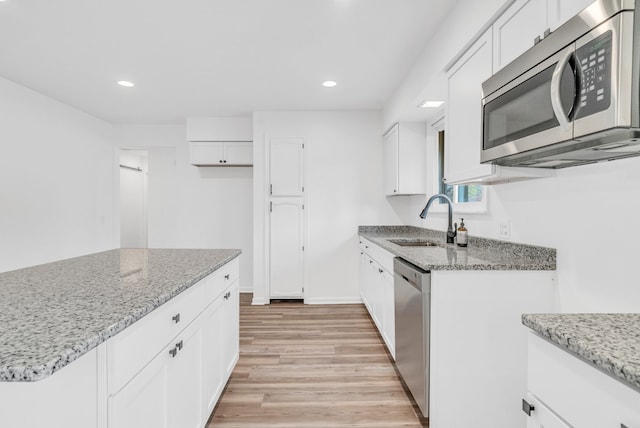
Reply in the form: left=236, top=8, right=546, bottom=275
left=207, top=293, right=426, bottom=427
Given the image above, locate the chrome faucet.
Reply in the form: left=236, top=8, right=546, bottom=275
left=419, top=194, right=457, bottom=244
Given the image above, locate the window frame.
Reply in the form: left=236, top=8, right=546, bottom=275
left=427, top=118, right=488, bottom=214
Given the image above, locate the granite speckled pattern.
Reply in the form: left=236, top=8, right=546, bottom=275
left=359, top=225, right=555, bottom=271
left=0, top=248, right=240, bottom=382
left=522, top=313, right=640, bottom=391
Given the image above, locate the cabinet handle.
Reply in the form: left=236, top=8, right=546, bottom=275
left=360, top=251, right=363, bottom=255
left=176, top=340, right=184, bottom=351
left=169, top=347, right=177, bottom=358
left=219, top=160, right=223, bottom=163
left=393, top=189, right=397, bottom=193
left=224, top=291, right=230, bottom=300
left=365, top=245, right=368, bottom=249
left=621, top=425, right=629, bottom=428
left=378, top=268, right=384, bottom=274
left=225, top=274, right=230, bottom=280
left=369, top=260, right=373, bottom=264
left=172, top=313, right=181, bottom=323
left=521, top=399, right=535, bottom=416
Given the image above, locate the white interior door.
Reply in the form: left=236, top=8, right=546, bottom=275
left=270, top=199, right=304, bottom=299
left=270, top=138, right=304, bottom=196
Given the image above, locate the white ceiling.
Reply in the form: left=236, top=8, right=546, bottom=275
left=0, top=0, right=456, bottom=124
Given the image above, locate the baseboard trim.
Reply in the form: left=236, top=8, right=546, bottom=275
left=304, top=297, right=363, bottom=305
left=251, top=297, right=269, bottom=305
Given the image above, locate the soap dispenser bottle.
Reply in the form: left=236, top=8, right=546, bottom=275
left=457, top=218, right=468, bottom=247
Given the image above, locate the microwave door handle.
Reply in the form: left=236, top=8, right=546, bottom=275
left=550, top=48, right=574, bottom=132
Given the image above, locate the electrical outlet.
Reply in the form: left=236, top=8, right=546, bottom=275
left=499, top=221, right=510, bottom=239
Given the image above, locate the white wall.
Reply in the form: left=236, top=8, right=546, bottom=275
left=115, top=124, right=254, bottom=292
left=252, top=111, right=403, bottom=304
left=384, top=0, right=640, bottom=313
left=0, top=76, right=118, bottom=273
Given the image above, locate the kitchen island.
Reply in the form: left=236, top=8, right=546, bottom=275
left=0, top=248, right=241, bottom=428
left=522, top=313, right=640, bottom=427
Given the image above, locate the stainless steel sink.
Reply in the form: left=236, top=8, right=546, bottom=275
left=388, top=239, right=440, bottom=247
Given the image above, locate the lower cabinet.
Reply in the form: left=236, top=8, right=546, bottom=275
left=525, top=332, right=640, bottom=428
left=108, top=263, right=240, bottom=428
left=523, top=393, right=570, bottom=428
left=359, top=238, right=395, bottom=359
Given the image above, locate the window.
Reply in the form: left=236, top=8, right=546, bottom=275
left=435, top=129, right=486, bottom=211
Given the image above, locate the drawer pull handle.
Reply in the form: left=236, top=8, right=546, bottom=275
left=169, top=347, right=177, bottom=358
left=521, top=399, right=534, bottom=416
left=369, top=260, right=373, bottom=264
left=172, top=313, right=181, bottom=323
left=224, top=274, right=230, bottom=280
left=176, top=340, right=184, bottom=351
left=224, top=291, right=230, bottom=300
left=378, top=268, right=384, bottom=274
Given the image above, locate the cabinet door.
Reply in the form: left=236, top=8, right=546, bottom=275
left=359, top=250, right=371, bottom=311
left=381, top=269, right=395, bottom=360
left=224, top=142, right=253, bottom=165
left=493, top=0, right=547, bottom=72
left=382, top=124, right=399, bottom=195
left=189, top=142, right=225, bottom=166
left=270, top=138, right=304, bottom=196
left=167, top=321, right=202, bottom=428
left=221, top=282, right=240, bottom=378
left=445, top=29, right=493, bottom=184
left=201, top=297, right=225, bottom=422
left=548, top=0, right=593, bottom=31
left=524, top=393, right=570, bottom=428
left=108, top=347, right=169, bottom=428
left=369, top=261, right=384, bottom=331
left=270, top=199, right=304, bottom=298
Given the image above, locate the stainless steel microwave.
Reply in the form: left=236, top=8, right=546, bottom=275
left=481, top=0, right=640, bottom=168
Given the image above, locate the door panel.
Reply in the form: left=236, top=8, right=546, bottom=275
left=270, top=200, right=304, bottom=298
left=270, top=138, right=304, bottom=196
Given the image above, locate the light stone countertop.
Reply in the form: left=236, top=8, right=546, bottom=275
left=359, top=225, right=555, bottom=271
left=0, top=248, right=241, bottom=382
left=522, top=313, right=640, bottom=392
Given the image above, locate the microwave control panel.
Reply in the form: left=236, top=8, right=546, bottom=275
left=574, top=30, right=612, bottom=119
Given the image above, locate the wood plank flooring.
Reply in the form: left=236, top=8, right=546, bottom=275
left=207, top=294, right=426, bottom=427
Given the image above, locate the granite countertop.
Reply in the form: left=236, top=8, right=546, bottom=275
left=0, top=248, right=240, bottom=382
left=359, top=225, right=555, bottom=271
left=522, top=313, right=640, bottom=392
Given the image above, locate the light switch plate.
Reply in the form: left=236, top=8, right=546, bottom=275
left=499, top=221, right=510, bottom=239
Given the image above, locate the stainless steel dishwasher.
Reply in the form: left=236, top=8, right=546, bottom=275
left=394, top=257, right=430, bottom=418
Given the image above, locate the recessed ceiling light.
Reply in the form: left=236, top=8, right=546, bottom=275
left=419, top=100, right=444, bottom=108
left=322, top=80, right=337, bottom=88
left=117, top=80, right=135, bottom=87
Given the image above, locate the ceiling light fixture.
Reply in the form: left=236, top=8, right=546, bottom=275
left=419, top=100, right=444, bottom=108
left=117, top=80, right=135, bottom=87
left=322, top=80, right=337, bottom=88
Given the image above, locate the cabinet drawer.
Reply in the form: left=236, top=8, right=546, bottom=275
left=204, top=258, right=240, bottom=304
left=107, top=280, right=206, bottom=394
left=528, top=332, right=640, bottom=428
left=360, top=237, right=394, bottom=274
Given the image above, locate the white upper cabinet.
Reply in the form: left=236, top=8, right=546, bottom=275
left=270, top=138, right=304, bottom=197
left=547, top=0, right=595, bottom=31
left=494, top=0, right=595, bottom=74
left=493, top=0, right=547, bottom=73
left=382, top=122, right=426, bottom=196
left=445, top=29, right=494, bottom=185
left=189, top=141, right=252, bottom=166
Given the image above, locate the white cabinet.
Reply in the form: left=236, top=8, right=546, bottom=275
left=270, top=199, right=304, bottom=299
left=445, top=29, right=494, bottom=185
left=108, top=260, right=241, bottom=428
left=270, top=138, right=304, bottom=197
left=201, top=298, right=225, bottom=422
left=221, top=281, right=240, bottom=377
left=493, top=0, right=594, bottom=74
left=525, top=332, right=640, bottom=428
left=383, top=122, right=426, bottom=196
left=492, top=0, right=547, bottom=72
left=189, top=141, right=253, bottom=166
left=108, top=317, right=202, bottom=428
left=359, top=238, right=395, bottom=359
left=547, top=0, right=594, bottom=31
left=523, top=393, right=570, bottom=428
